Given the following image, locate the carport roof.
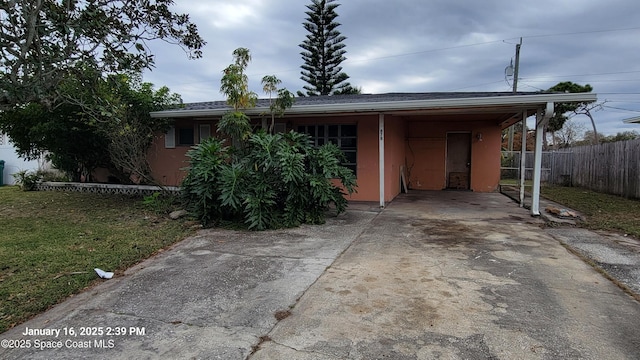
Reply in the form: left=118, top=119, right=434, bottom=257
left=150, top=91, right=597, bottom=120
left=623, top=116, right=640, bottom=124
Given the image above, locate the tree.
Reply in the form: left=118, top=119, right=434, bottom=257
left=604, top=131, right=640, bottom=142
left=0, top=101, right=110, bottom=181
left=547, top=82, right=597, bottom=144
left=261, top=75, right=295, bottom=133
left=552, top=119, right=586, bottom=148
left=0, top=0, right=204, bottom=111
left=0, top=73, right=181, bottom=183
left=218, top=48, right=256, bottom=145
left=102, top=74, right=182, bottom=184
left=333, top=85, right=362, bottom=95
left=501, top=122, right=535, bottom=151
left=299, top=0, right=355, bottom=96
left=578, top=130, right=640, bottom=145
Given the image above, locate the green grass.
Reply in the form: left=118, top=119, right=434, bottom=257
left=499, top=179, right=533, bottom=187
left=541, top=185, right=640, bottom=239
left=0, top=187, right=195, bottom=333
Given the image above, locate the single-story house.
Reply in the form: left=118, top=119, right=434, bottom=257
left=0, top=132, right=48, bottom=185
left=149, top=91, right=596, bottom=215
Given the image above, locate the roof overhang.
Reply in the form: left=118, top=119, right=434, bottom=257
left=150, top=93, right=597, bottom=120
left=623, top=116, right=640, bottom=124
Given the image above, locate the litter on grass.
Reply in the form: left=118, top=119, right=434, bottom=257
left=94, top=268, right=114, bottom=279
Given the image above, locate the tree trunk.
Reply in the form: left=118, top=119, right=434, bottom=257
left=585, top=109, right=599, bottom=145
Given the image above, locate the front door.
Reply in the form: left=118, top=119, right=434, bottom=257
left=446, top=133, right=471, bottom=190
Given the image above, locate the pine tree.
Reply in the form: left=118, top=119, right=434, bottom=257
left=299, top=0, right=356, bottom=96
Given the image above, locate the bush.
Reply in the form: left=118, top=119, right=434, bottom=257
left=12, top=169, right=69, bottom=191
left=181, top=131, right=356, bottom=230
left=37, top=169, right=69, bottom=182
left=142, top=191, right=180, bottom=214
left=12, top=170, right=41, bottom=191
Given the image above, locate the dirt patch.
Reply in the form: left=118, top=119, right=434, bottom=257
left=411, top=219, right=481, bottom=246
left=274, top=310, right=291, bottom=321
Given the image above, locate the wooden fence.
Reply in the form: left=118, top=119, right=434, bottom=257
left=502, top=138, right=640, bottom=198
left=561, top=139, right=640, bottom=199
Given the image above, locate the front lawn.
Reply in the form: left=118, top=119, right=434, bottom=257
left=541, top=185, right=640, bottom=239
left=0, top=187, right=194, bottom=333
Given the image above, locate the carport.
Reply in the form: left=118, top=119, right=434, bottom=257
left=341, top=92, right=597, bottom=215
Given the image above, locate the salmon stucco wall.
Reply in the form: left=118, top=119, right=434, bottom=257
left=148, top=133, right=190, bottom=186
left=384, top=116, right=407, bottom=202
left=469, top=123, right=502, bottom=192
left=405, top=118, right=501, bottom=192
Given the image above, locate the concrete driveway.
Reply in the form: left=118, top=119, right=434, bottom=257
left=2, top=191, right=640, bottom=359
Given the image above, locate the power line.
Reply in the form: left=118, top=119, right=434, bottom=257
left=524, top=79, right=640, bottom=83
left=520, top=70, right=640, bottom=80
left=345, top=40, right=504, bottom=64
left=602, top=105, right=640, bottom=113
left=445, top=80, right=505, bottom=91
left=342, top=27, right=640, bottom=66
left=517, top=26, right=640, bottom=40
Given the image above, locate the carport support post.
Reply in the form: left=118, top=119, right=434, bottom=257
left=531, top=102, right=554, bottom=216
left=519, top=110, right=527, bottom=207
left=379, top=113, right=385, bottom=208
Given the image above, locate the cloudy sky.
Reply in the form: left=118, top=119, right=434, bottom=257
left=143, top=0, right=640, bottom=136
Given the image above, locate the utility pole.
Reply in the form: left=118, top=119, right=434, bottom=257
left=507, top=38, right=522, bottom=151
left=512, top=38, right=521, bottom=94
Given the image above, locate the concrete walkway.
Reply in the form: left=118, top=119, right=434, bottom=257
left=1, top=191, right=639, bottom=359
left=0, top=208, right=379, bottom=359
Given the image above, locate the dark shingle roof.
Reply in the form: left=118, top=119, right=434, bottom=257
left=179, top=91, right=543, bottom=111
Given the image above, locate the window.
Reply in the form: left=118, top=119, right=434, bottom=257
left=274, top=123, right=287, bottom=134
left=178, top=127, right=194, bottom=146
left=199, top=124, right=211, bottom=142
left=297, top=124, right=357, bottom=173
left=164, top=126, right=175, bottom=148
left=165, top=124, right=209, bottom=148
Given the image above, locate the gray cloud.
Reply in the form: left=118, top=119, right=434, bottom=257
left=143, top=0, right=640, bottom=135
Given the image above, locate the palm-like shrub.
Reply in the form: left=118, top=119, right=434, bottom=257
left=181, top=130, right=356, bottom=230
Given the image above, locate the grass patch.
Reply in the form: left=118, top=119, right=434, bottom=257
left=541, top=185, right=640, bottom=238
left=499, top=179, right=533, bottom=187
left=0, top=186, right=195, bottom=333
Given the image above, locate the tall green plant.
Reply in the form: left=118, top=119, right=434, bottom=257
left=182, top=47, right=355, bottom=230
left=180, top=138, right=229, bottom=226
left=218, top=48, right=257, bottom=145
left=261, top=75, right=295, bottom=133
left=181, top=131, right=356, bottom=230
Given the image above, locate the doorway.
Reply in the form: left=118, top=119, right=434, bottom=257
left=446, top=133, right=471, bottom=190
